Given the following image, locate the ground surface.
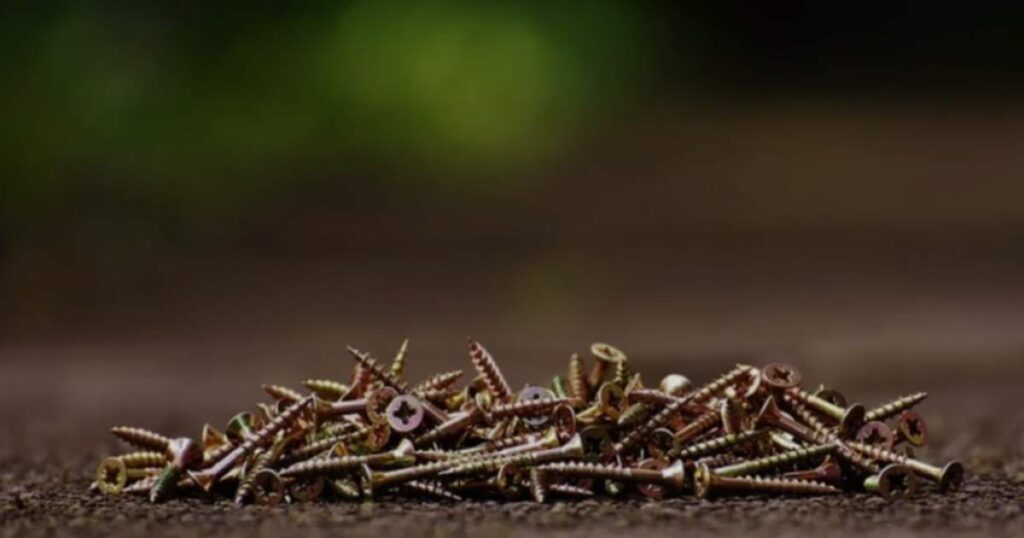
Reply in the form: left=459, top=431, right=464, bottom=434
left=2, top=255, right=1024, bottom=537
left=1, top=371, right=1021, bottom=538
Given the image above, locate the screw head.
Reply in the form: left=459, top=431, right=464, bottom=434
left=659, top=374, right=693, bottom=398
left=365, top=387, right=399, bottom=425
left=870, top=464, right=918, bottom=500
left=551, top=404, right=577, bottom=442
left=288, top=476, right=325, bottom=503
left=939, top=461, right=965, bottom=492
left=838, top=403, right=867, bottom=438
left=96, top=457, right=127, bottom=495
left=363, top=423, right=392, bottom=451
left=635, top=458, right=667, bottom=499
left=856, top=421, right=895, bottom=450
left=518, top=386, right=556, bottom=427
left=251, top=470, right=285, bottom=506
left=645, top=428, right=675, bottom=461
left=590, top=342, right=627, bottom=363
left=578, top=426, right=614, bottom=462
left=761, top=362, right=802, bottom=390
left=496, top=463, right=525, bottom=500
left=692, top=463, right=713, bottom=499
left=597, top=383, right=626, bottom=420
left=386, top=395, right=425, bottom=433
left=897, top=411, right=928, bottom=447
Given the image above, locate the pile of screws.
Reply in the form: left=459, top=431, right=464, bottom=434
left=93, top=340, right=963, bottom=505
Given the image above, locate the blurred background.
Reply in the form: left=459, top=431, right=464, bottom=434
left=1, top=2, right=1023, bottom=460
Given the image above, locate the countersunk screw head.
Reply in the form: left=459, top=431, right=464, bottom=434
left=864, top=464, right=918, bottom=500
left=386, top=395, right=425, bottom=433
left=579, top=426, right=614, bottom=462
left=251, top=470, right=285, bottom=506
left=857, top=421, right=896, bottom=450
left=896, top=411, right=928, bottom=447
left=590, top=343, right=627, bottom=364
left=550, top=404, right=577, bottom=442
left=635, top=458, right=667, bottom=499
left=366, top=387, right=399, bottom=425
left=518, top=386, right=556, bottom=427
left=761, top=362, right=802, bottom=390
left=288, top=476, right=325, bottom=503
left=96, top=457, right=128, bottom=495
left=938, top=461, right=965, bottom=493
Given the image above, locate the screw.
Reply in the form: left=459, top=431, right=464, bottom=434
left=303, top=379, right=350, bottom=399
left=712, top=443, right=836, bottom=477
left=189, top=395, right=313, bottom=492
left=250, top=469, right=285, bottom=506
left=568, top=353, right=589, bottom=405
left=262, top=384, right=303, bottom=405
left=349, top=346, right=449, bottom=423
left=149, top=437, right=202, bottom=503
left=400, top=480, right=464, bottom=502
left=467, top=338, right=514, bottom=402
left=864, top=392, right=928, bottom=422
left=782, top=456, right=843, bottom=486
left=671, top=430, right=767, bottom=460
left=282, top=439, right=416, bottom=477
left=693, top=462, right=839, bottom=498
left=390, top=338, right=410, bottom=379
left=110, top=426, right=171, bottom=453
left=784, top=387, right=866, bottom=437
left=847, top=441, right=964, bottom=492
left=438, top=434, right=584, bottom=478
left=539, top=459, right=687, bottom=496
left=412, top=370, right=464, bottom=394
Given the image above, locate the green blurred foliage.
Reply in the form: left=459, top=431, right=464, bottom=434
left=0, top=1, right=651, bottom=230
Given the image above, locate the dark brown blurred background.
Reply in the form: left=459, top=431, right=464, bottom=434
left=1, top=2, right=1023, bottom=456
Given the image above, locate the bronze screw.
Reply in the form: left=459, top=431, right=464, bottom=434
left=438, top=434, right=584, bottom=478
left=712, top=443, right=836, bottom=477
left=390, top=338, right=410, bottom=379
left=467, top=338, right=514, bottom=402
left=262, top=384, right=304, bottom=404
left=693, top=463, right=840, bottom=498
left=863, top=463, right=919, bottom=500
left=400, top=480, right=463, bottom=502
left=538, top=460, right=687, bottom=493
left=110, top=426, right=171, bottom=453
left=847, top=441, right=964, bottom=492
left=784, top=387, right=866, bottom=436
left=149, top=437, right=202, bottom=503
left=568, top=353, right=589, bottom=405
left=281, top=439, right=416, bottom=477
left=670, top=429, right=767, bottom=460
left=864, top=392, right=928, bottom=422
left=303, top=379, right=350, bottom=399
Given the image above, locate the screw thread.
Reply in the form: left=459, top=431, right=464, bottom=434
left=303, top=379, right=349, bottom=398
left=262, top=384, right=303, bottom=404
left=412, top=370, right=464, bottom=393
left=864, top=392, right=928, bottom=422
left=390, top=338, right=410, bottom=378
left=713, top=443, right=835, bottom=477
left=110, top=427, right=171, bottom=452
left=117, top=451, right=167, bottom=468
left=401, top=480, right=463, bottom=501
left=673, top=410, right=721, bottom=445
left=490, top=397, right=571, bottom=419
left=467, top=338, right=513, bottom=401
left=348, top=347, right=410, bottom=393
left=672, top=429, right=765, bottom=459
left=568, top=353, right=589, bottom=405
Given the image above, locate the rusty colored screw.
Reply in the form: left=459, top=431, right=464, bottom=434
left=761, top=362, right=802, bottom=390
left=784, top=387, right=867, bottom=437
left=864, top=392, right=928, bottom=422
left=856, top=421, right=896, bottom=450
